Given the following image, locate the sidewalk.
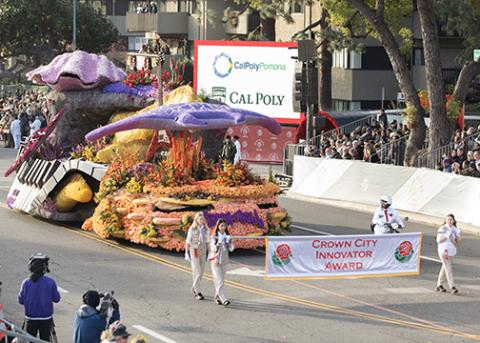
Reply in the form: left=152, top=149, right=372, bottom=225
left=284, top=191, right=480, bottom=236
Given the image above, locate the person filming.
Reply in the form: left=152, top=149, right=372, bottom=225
left=18, top=253, right=61, bottom=341
left=73, top=290, right=120, bottom=343
left=371, top=195, right=405, bottom=234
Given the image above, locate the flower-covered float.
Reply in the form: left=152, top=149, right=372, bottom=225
left=6, top=50, right=291, bottom=251
left=82, top=100, right=290, bottom=251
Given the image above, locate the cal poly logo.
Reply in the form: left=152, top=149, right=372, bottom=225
left=213, top=53, right=233, bottom=78
left=272, top=244, right=292, bottom=266
left=394, top=241, right=414, bottom=263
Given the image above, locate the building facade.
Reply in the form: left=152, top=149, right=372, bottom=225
left=275, top=1, right=465, bottom=111
left=89, top=0, right=255, bottom=55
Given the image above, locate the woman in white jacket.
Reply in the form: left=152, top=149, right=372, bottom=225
left=185, top=212, right=210, bottom=300
left=436, top=214, right=461, bottom=294
left=209, top=219, right=234, bottom=306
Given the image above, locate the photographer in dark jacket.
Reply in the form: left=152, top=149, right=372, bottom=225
left=73, top=290, right=120, bottom=343
left=18, top=253, right=61, bottom=341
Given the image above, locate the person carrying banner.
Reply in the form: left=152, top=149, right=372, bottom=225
left=185, top=212, right=210, bottom=300
left=209, top=219, right=234, bottom=306
left=371, top=195, right=405, bottom=234
left=436, top=214, right=461, bottom=294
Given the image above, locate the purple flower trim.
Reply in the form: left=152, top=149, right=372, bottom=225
left=203, top=210, right=265, bottom=228
left=102, top=82, right=157, bottom=98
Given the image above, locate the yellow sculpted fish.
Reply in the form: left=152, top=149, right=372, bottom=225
left=54, top=173, right=94, bottom=212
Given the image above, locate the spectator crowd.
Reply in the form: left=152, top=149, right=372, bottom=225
left=135, top=2, right=158, bottom=14
left=437, top=126, right=480, bottom=177
left=302, top=110, right=410, bottom=165
left=299, top=109, right=480, bottom=178
left=0, top=89, right=49, bottom=149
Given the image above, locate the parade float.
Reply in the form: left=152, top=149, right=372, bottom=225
left=6, top=50, right=290, bottom=251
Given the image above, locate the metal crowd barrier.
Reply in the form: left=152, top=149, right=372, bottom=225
left=414, top=131, right=480, bottom=169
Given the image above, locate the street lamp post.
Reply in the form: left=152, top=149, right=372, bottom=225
left=156, top=50, right=165, bottom=105
left=72, top=0, right=77, bottom=50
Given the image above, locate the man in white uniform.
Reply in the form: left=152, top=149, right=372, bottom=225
left=233, top=136, right=241, bottom=164
left=371, top=195, right=405, bottom=234
left=10, top=115, right=22, bottom=149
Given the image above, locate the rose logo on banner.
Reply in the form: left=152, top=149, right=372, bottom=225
left=255, top=139, right=265, bottom=148
left=395, top=241, right=414, bottom=263
left=241, top=126, right=250, bottom=135
left=272, top=244, right=293, bottom=266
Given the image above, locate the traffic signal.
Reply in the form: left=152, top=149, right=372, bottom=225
left=292, top=62, right=318, bottom=112
left=293, top=63, right=306, bottom=112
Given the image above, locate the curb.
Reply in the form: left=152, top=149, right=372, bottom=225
left=282, top=191, right=480, bottom=237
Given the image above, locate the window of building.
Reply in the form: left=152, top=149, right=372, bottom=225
left=332, top=100, right=349, bottom=112
left=360, top=100, right=383, bottom=110
left=128, top=36, right=149, bottom=51
left=413, top=48, right=425, bottom=66
left=288, top=0, right=304, bottom=14
left=349, top=101, right=361, bottom=110
left=361, top=47, right=393, bottom=70
left=333, top=49, right=349, bottom=69
left=177, top=0, right=196, bottom=13
left=349, top=50, right=361, bottom=69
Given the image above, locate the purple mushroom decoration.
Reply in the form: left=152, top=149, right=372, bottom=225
left=86, top=102, right=281, bottom=176
left=26, top=50, right=126, bottom=91
left=86, top=102, right=282, bottom=140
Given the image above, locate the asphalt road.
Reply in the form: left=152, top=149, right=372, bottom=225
left=1, top=148, right=480, bottom=343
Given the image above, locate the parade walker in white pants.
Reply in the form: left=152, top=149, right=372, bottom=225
left=185, top=217, right=210, bottom=300
left=209, top=232, right=234, bottom=306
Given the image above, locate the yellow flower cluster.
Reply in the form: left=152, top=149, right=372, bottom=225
left=144, top=180, right=280, bottom=199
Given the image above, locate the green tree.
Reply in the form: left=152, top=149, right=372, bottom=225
left=323, top=0, right=426, bottom=164
left=0, top=0, right=118, bottom=77
left=323, top=0, right=480, bottom=160
left=224, top=0, right=300, bottom=41
left=435, top=0, right=480, bottom=112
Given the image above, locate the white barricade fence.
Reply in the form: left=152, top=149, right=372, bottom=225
left=266, top=233, right=422, bottom=280
left=290, top=156, right=480, bottom=227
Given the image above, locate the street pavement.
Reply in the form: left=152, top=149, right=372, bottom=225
left=1, top=147, right=480, bottom=342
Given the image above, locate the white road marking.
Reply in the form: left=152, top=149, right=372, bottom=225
left=463, top=285, right=480, bottom=291
left=291, top=224, right=333, bottom=235
left=385, top=287, right=434, bottom=294
left=291, top=224, right=443, bottom=264
left=57, top=286, right=69, bottom=294
left=133, top=325, right=177, bottom=343
left=228, top=267, right=265, bottom=277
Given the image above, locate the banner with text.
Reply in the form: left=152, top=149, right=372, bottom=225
left=194, top=41, right=300, bottom=124
left=266, top=233, right=422, bottom=280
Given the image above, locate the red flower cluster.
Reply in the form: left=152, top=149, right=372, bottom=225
left=123, top=67, right=158, bottom=88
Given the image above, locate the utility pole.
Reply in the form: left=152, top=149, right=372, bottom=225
left=296, top=40, right=318, bottom=153
left=157, top=49, right=165, bottom=105
left=72, top=0, right=77, bottom=50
